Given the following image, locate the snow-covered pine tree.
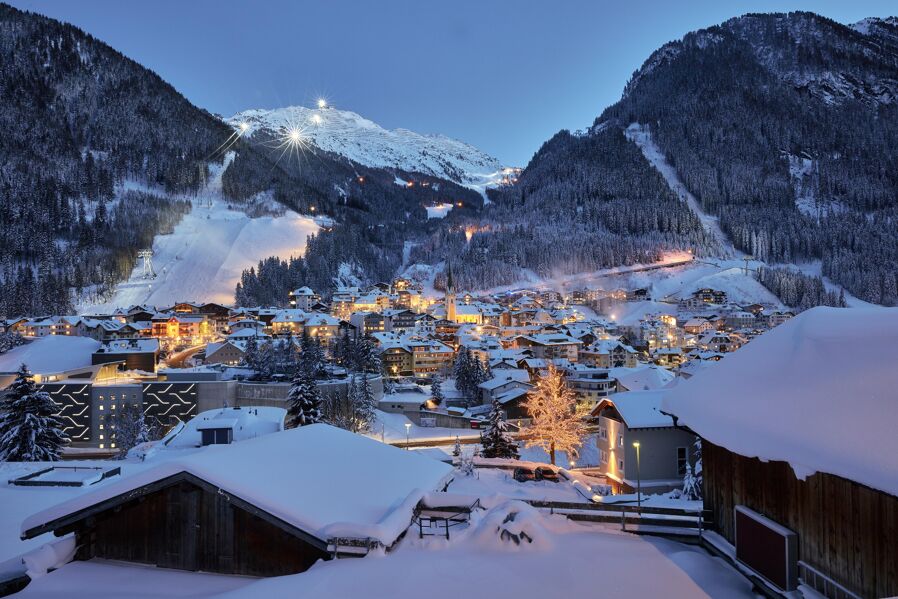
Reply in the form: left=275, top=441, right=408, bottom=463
left=480, top=398, right=519, bottom=459
left=356, top=374, right=377, bottom=433
left=299, top=333, right=326, bottom=378
left=0, top=364, right=67, bottom=461
left=681, top=462, right=701, bottom=500
left=693, top=436, right=703, bottom=491
left=430, top=376, right=444, bottom=406
left=452, top=436, right=461, bottom=457
left=242, top=334, right=260, bottom=372
left=113, top=402, right=150, bottom=459
left=522, top=363, right=587, bottom=465
left=287, top=371, right=322, bottom=427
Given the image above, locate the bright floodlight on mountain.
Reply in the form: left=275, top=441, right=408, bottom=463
left=239, top=122, right=249, bottom=132
left=317, top=98, right=327, bottom=109
left=312, top=114, right=322, bottom=125
left=288, top=128, right=302, bottom=143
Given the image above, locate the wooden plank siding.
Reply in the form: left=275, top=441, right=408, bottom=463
left=73, top=479, right=328, bottom=577
left=704, top=441, right=898, bottom=598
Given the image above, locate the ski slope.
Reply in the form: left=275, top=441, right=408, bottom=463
left=625, top=123, right=739, bottom=259
left=81, top=155, right=319, bottom=311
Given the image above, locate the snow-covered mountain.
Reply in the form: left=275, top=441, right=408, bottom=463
left=229, top=105, right=505, bottom=187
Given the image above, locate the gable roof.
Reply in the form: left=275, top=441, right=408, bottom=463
left=22, top=424, right=452, bottom=545
left=663, top=306, right=898, bottom=497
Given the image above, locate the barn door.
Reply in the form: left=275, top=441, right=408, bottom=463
left=160, top=483, right=200, bottom=571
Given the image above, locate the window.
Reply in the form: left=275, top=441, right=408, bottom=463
left=600, top=450, right=608, bottom=464
left=618, top=434, right=624, bottom=448
left=599, top=427, right=607, bottom=440
left=618, top=459, right=624, bottom=471
left=677, top=447, right=688, bottom=476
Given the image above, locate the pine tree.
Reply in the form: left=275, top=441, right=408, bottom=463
left=480, top=398, right=519, bottom=459
left=431, top=376, right=444, bottom=406
left=693, top=437, right=703, bottom=491
left=682, top=462, right=701, bottom=500
left=352, top=374, right=377, bottom=433
left=452, top=436, right=461, bottom=457
left=287, top=371, right=322, bottom=428
left=522, top=363, right=587, bottom=465
left=113, top=402, right=150, bottom=459
left=242, top=334, right=260, bottom=373
left=0, top=364, right=67, bottom=461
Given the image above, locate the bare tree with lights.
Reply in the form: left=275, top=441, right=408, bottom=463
left=523, top=363, right=587, bottom=465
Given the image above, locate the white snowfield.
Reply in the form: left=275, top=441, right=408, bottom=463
left=22, top=424, right=452, bottom=547
left=83, top=155, right=319, bottom=311
left=230, top=105, right=507, bottom=188
left=663, top=306, right=898, bottom=497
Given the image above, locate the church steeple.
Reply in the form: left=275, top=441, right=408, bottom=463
left=446, top=259, right=455, bottom=293
left=446, top=259, right=457, bottom=323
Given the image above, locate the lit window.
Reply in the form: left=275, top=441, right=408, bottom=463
left=99, top=434, right=104, bottom=440
left=99, top=443, right=105, bottom=449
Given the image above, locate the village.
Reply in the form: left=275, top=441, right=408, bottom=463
left=1, top=260, right=892, bottom=598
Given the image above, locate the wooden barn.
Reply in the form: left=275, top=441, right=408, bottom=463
left=663, top=307, right=898, bottom=598
left=21, top=424, right=452, bottom=579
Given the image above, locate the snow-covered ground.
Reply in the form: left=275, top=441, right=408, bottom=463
left=371, top=410, right=481, bottom=444
left=626, top=123, right=739, bottom=259
left=230, top=105, right=507, bottom=190
left=213, top=505, right=755, bottom=598
left=425, top=203, right=454, bottom=219
left=80, top=155, right=319, bottom=311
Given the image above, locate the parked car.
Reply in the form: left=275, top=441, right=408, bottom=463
left=535, top=466, right=559, bottom=483
left=513, top=467, right=537, bottom=482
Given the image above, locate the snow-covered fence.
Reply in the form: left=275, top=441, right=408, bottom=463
left=526, top=500, right=709, bottom=538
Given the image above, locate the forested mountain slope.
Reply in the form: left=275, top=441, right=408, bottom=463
left=0, top=3, right=234, bottom=315
left=495, top=12, right=898, bottom=304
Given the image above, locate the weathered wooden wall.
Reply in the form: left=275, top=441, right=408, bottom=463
left=704, top=441, right=897, bottom=598
left=74, top=480, right=327, bottom=577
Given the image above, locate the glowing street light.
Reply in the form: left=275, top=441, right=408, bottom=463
left=405, top=422, right=411, bottom=450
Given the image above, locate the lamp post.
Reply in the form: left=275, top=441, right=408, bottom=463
left=632, top=441, right=642, bottom=513
left=405, top=422, right=411, bottom=450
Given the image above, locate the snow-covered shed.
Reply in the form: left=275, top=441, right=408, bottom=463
left=663, top=306, right=898, bottom=598
left=21, top=424, right=453, bottom=578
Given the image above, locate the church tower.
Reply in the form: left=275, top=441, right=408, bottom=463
left=446, top=260, right=457, bottom=323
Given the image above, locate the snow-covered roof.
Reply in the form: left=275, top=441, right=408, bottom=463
left=611, top=364, right=674, bottom=391
left=0, top=336, right=101, bottom=374
left=165, top=406, right=284, bottom=445
left=96, top=338, right=160, bottom=354
left=663, top=306, right=898, bottom=497
left=23, top=424, right=453, bottom=544
left=478, top=370, right=531, bottom=390
left=606, top=390, right=673, bottom=429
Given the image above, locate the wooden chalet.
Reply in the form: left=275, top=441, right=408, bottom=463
left=21, top=425, right=452, bottom=579
left=663, top=307, right=898, bottom=598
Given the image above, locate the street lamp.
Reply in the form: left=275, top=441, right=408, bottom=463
left=632, top=441, right=642, bottom=512
left=405, top=422, right=411, bottom=450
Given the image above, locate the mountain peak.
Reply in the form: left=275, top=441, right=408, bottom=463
left=228, top=104, right=505, bottom=187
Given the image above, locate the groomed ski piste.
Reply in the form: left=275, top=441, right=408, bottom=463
left=79, top=154, right=321, bottom=312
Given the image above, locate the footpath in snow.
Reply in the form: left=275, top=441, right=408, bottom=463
left=625, top=123, right=739, bottom=259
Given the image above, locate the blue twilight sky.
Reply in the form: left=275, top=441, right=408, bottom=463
left=9, top=0, right=897, bottom=165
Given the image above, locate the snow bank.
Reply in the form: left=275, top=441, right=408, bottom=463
left=22, top=536, right=76, bottom=579
left=23, top=425, right=453, bottom=546
left=663, top=306, right=898, bottom=496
